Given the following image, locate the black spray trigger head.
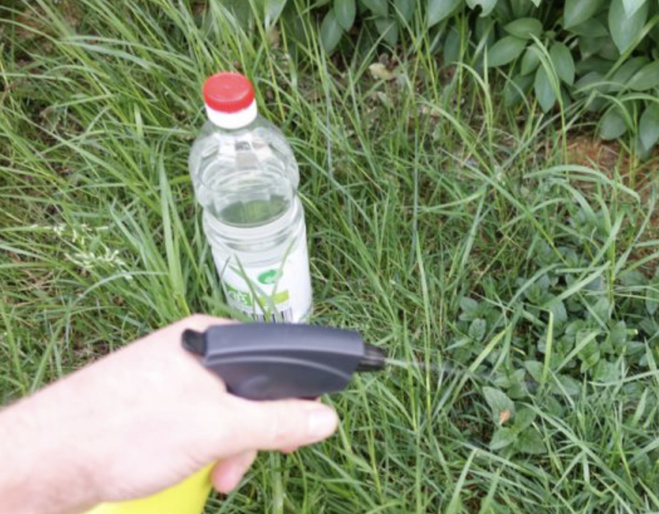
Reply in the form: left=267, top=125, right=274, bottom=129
left=181, top=324, right=386, bottom=400
left=182, top=329, right=206, bottom=356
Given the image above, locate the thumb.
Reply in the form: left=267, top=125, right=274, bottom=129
left=225, top=398, right=339, bottom=452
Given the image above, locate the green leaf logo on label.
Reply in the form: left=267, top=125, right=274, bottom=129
left=258, top=269, right=280, bottom=285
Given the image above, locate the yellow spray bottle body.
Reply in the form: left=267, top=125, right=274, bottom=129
left=85, top=465, right=213, bottom=514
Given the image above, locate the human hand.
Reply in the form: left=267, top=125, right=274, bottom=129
left=0, top=315, right=339, bottom=514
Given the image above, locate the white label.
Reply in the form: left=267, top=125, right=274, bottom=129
left=212, top=240, right=312, bottom=323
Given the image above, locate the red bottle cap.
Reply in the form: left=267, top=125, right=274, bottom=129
left=202, top=72, right=255, bottom=113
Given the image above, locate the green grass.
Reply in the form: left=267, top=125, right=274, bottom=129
left=2, top=1, right=659, bottom=513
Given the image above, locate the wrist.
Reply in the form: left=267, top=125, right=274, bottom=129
left=0, top=393, right=100, bottom=514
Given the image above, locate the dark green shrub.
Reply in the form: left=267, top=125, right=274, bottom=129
left=222, top=0, right=659, bottom=155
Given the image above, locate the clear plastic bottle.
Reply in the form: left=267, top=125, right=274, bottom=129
left=188, top=72, right=312, bottom=322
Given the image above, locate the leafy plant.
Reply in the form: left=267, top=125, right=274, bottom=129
left=225, top=0, right=659, bottom=155
left=449, top=198, right=659, bottom=456
left=439, top=0, right=659, bottom=155
left=488, top=402, right=546, bottom=455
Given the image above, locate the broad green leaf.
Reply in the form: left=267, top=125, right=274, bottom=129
left=493, top=0, right=513, bottom=20
left=598, top=38, right=620, bottom=61
left=609, top=0, right=649, bottom=53
left=504, top=17, right=543, bottom=39
left=374, top=17, right=398, bottom=46
left=593, top=360, right=620, bottom=382
left=599, top=105, right=628, bottom=140
left=494, top=371, right=516, bottom=389
left=550, top=43, right=575, bottom=85
left=509, top=0, right=533, bottom=16
left=638, top=135, right=654, bottom=159
left=586, top=95, right=610, bottom=112
left=264, top=0, right=288, bottom=26
left=608, top=321, right=628, bottom=348
left=516, top=428, right=546, bottom=454
left=568, top=17, right=609, bottom=37
left=513, top=368, right=527, bottom=384
left=362, top=0, right=388, bottom=17
left=335, top=0, right=356, bottom=31
left=639, top=103, right=659, bottom=151
left=574, top=71, right=605, bottom=93
left=394, top=0, right=415, bottom=22
left=469, top=318, right=487, bottom=342
left=427, top=0, right=462, bottom=27
left=444, top=27, right=461, bottom=64
left=579, top=36, right=606, bottom=59
left=504, top=73, right=533, bottom=107
left=556, top=374, right=582, bottom=396
left=459, top=297, right=479, bottom=315
left=619, top=269, right=646, bottom=287
left=487, top=35, right=526, bottom=67
left=545, top=396, right=565, bottom=417
left=524, top=360, right=543, bottom=382
left=514, top=407, right=537, bottom=431
left=320, top=11, right=343, bottom=53
left=521, top=46, right=541, bottom=74
left=548, top=299, right=568, bottom=326
left=466, top=0, right=498, bottom=17
left=536, top=274, right=551, bottom=292
left=622, top=0, right=648, bottom=17
left=483, top=387, right=515, bottom=425
left=475, top=16, right=496, bottom=47
left=576, top=56, right=615, bottom=75
left=534, top=65, right=557, bottom=112
left=576, top=332, right=600, bottom=363
left=628, top=61, right=659, bottom=91
left=426, top=0, right=462, bottom=27
left=593, top=297, right=612, bottom=321
left=490, top=427, right=516, bottom=450
left=508, top=382, right=529, bottom=399
left=564, top=0, right=603, bottom=29
left=611, top=56, right=650, bottom=89
left=640, top=319, right=659, bottom=342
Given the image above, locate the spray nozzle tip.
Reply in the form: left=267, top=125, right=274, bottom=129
left=357, top=344, right=386, bottom=372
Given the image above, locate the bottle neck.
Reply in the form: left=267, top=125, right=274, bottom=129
left=205, top=101, right=258, bottom=129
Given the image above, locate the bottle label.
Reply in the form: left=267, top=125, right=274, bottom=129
left=213, top=240, right=312, bottom=323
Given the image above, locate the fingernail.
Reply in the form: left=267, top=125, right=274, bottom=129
left=308, top=409, right=338, bottom=440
